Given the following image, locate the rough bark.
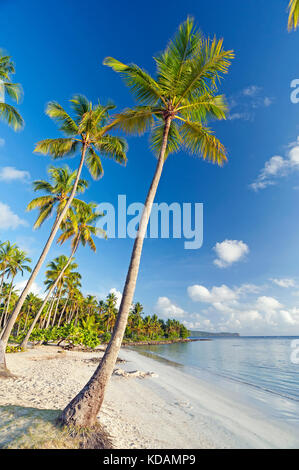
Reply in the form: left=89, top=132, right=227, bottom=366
left=0, top=145, right=86, bottom=352
left=58, top=117, right=171, bottom=428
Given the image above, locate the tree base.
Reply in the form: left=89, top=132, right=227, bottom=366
left=56, top=421, right=113, bottom=449
left=0, top=340, right=15, bottom=379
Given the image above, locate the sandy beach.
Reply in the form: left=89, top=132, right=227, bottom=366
left=0, top=345, right=298, bottom=449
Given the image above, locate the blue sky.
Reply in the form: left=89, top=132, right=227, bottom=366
left=1, top=0, right=299, bottom=335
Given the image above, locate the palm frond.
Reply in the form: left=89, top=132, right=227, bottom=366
left=103, top=57, right=163, bottom=105
left=288, top=0, right=299, bottom=30
left=177, top=93, right=227, bottom=122
left=111, top=106, right=158, bottom=135
left=3, top=82, right=22, bottom=102
left=46, top=101, right=78, bottom=135
left=180, top=120, right=227, bottom=165
left=150, top=120, right=182, bottom=158
left=94, top=135, right=127, bottom=164
left=0, top=102, right=24, bottom=130
left=34, top=138, right=79, bottom=159
left=69, top=95, right=91, bottom=120
left=85, top=147, right=104, bottom=180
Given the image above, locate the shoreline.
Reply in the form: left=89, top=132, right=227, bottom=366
left=0, top=344, right=298, bottom=449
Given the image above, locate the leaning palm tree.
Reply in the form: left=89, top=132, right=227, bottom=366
left=1, top=102, right=126, bottom=356
left=288, top=0, right=299, bottom=30
left=0, top=241, right=17, bottom=301
left=58, top=17, right=233, bottom=427
left=21, top=202, right=105, bottom=349
left=0, top=50, right=23, bottom=129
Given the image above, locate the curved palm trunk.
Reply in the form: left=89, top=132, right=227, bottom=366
left=0, top=145, right=87, bottom=356
left=45, top=289, right=57, bottom=330
left=42, top=295, right=55, bottom=329
left=20, top=241, right=79, bottom=349
left=58, top=117, right=171, bottom=428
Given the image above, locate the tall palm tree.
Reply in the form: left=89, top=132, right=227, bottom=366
left=21, top=202, right=105, bottom=348
left=0, top=241, right=17, bottom=301
left=44, top=255, right=79, bottom=328
left=288, top=0, right=299, bottom=30
left=0, top=249, right=31, bottom=332
left=58, top=17, right=233, bottom=427
left=0, top=51, right=23, bottom=130
left=0, top=96, right=127, bottom=355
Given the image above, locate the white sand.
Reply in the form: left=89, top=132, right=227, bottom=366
left=0, top=345, right=298, bottom=449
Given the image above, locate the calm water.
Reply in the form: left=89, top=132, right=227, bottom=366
left=135, top=337, right=299, bottom=402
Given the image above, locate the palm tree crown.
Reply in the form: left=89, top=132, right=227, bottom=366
left=104, top=17, right=234, bottom=164
left=0, top=51, right=23, bottom=130
left=27, top=165, right=88, bottom=229
left=35, top=94, right=128, bottom=178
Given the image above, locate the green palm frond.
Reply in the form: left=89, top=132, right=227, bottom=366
left=103, top=57, right=163, bottom=105
left=46, top=101, right=78, bottom=135
left=3, top=82, right=22, bottom=102
left=32, top=204, right=54, bottom=229
left=85, top=147, right=104, bottom=180
left=27, top=195, right=55, bottom=211
left=288, top=0, right=299, bottom=30
left=177, top=93, right=227, bottom=122
left=69, top=94, right=91, bottom=120
left=150, top=120, right=182, bottom=158
left=0, top=102, right=24, bottom=130
left=177, top=37, right=234, bottom=103
left=112, top=106, right=158, bottom=135
left=34, top=138, right=79, bottom=158
left=94, top=135, right=128, bottom=164
left=180, top=120, right=227, bottom=165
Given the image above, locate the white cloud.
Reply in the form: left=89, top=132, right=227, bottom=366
left=15, top=280, right=45, bottom=299
left=188, top=284, right=238, bottom=304
left=155, top=296, right=185, bottom=318
left=184, top=280, right=299, bottom=335
left=250, top=138, right=299, bottom=191
left=0, top=201, right=28, bottom=229
left=271, top=278, right=295, bottom=288
left=228, top=85, right=273, bottom=121
left=0, top=166, right=30, bottom=182
left=213, top=239, right=249, bottom=268
left=0, top=138, right=5, bottom=147
left=256, top=296, right=283, bottom=312
left=109, top=287, right=122, bottom=309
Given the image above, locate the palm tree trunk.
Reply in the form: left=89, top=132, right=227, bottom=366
left=0, top=144, right=87, bottom=354
left=57, top=295, right=69, bottom=327
left=51, top=284, right=63, bottom=327
left=42, top=295, right=55, bottom=329
left=58, top=117, right=171, bottom=428
left=0, top=276, right=15, bottom=334
left=45, top=290, right=57, bottom=330
left=21, top=241, right=79, bottom=349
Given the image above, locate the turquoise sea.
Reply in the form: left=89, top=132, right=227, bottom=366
left=134, top=336, right=299, bottom=423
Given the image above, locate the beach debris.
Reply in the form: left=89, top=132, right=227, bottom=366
left=113, top=368, right=158, bottom=379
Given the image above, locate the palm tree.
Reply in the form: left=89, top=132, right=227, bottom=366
left=21, top=202, right=105, bottom=348
left=58, top=17, right=233, bottom=427
left=0, top=96, right=127, bottom=356
left=288, top=0, right=299, bottom=30
left=44, top=255, right=79, bottom=328
left=0, top=249, right=31, bottom=332
left=0, top=241, right=17, bottom=301
left=27, top=165, right=88, bottom=229
left=0, top=51, right=23, bottom=130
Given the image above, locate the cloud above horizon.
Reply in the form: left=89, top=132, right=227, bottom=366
left=213, top=239, right=249, bottom=268
left=155, top=296, right=186, bottom=318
